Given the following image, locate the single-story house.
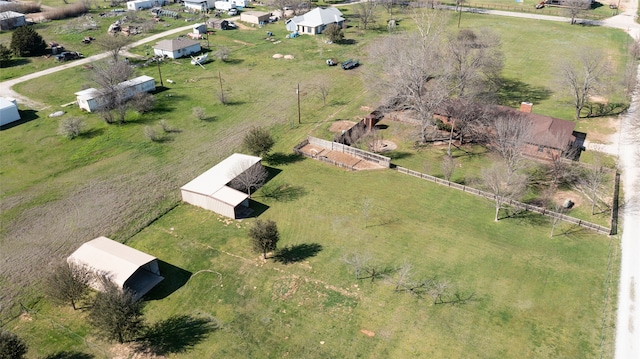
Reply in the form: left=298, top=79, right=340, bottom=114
left=181, top=153, right=262, bottom=219
left=230, top=0, right=246, bottom=9
left=67, top=236, right=164, bottom=300
left=285, top=7, right=344, bottom=35
left=184, top=0, right=214, bottom=11
left=0, top=11, right=25, bottom=30
left=153, top=38, right=201, bottom=59
left=240, top=11, right=270, bottom=25
left=0, top=97, right=20, bottom=127
left=75, top=75, right=156, bottom=112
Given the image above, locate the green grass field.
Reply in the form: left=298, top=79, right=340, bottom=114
left=0, top=6, right=625, bottom=358
left=10, top=163, right=617, bottom=358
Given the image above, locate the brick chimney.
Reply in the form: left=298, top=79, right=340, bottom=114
left=520, top=101, right=533, bottom=113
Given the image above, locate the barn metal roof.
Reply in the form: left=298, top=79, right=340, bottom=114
left=181, top=153, right=261, bottom=196
left=154, top=38, right=201, bottom=52
left=67, top=237, right=163, bottom=295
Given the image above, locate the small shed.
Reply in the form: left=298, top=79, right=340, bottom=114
left=0, top=97, right=20, bottom=127
left=181, top=153, right=262, bottom=219
left=153, top=38, right=201, bottom=59
left=76, top=75, right=156, bottom=112
left=193, top=23, right=207, bottom=34
left=0, top=11, right=25, bottom=30
left=127, top=0, right=153, bottom=10
left=240, top=11, right=270, bottom=25
left=67, top=236, right=164, bottom=300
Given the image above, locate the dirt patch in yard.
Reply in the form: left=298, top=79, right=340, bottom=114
left=552, top=190, right=584, bottom=210
left=329, top=120, right=357, bottom=133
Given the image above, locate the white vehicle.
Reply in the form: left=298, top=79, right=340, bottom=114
left=227, top=8, right=238, bottom=15
left=214, top=1, right=235, bottom=11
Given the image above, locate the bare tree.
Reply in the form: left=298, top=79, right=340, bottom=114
left=379, top=0, right=395, bottom=15
left=580, top=155, right=609, bottom=215
left=356, top=0, right=377, bottom=30
left=441, top=99, right=493, bottom=147
left=490, top=112, right=533, bottom=175
left=549, top=202, right=565, bottom=237
left=228, top=162, right=269, bottom=197
left=481, top=162, right=528, bottom=221
left=388, top=261, right=413, bottom=292
left=561, top=50, right=608, bottom=119
left=317, top=81, right=330, bottom=107
left=95, top=34, right=131, bottom=63
left=131, top=92, right=155, bottom=114
left=368, top=12, right=452, bottom=144
left=91, top=60, right=135, bottom=124
left=45, top=262, right=91, bottom=310
left=441, top=154, right=456, bottom=181
left=343, top=252, right=373, bottom=280
left=214, top=46, right=230, bottom=62
left=563, top=0, right=591, bottom=25
left=445, top=28, right=503, bottom=101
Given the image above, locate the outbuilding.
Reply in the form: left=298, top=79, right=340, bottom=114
left=67, top=236, right=164, bottom=300
left=184, top=0, right=214, bottom=11
left=0, top=97, right=21, bottom=127
left=153, top=38, right=201, bottom=59
left=0, top=11, right=25, bottom=30
left=75, top=75, right=156, bottom=112
left=181, top=153, right=262, bottom=219
left=240, top=11, right=270, bottom=25
left=127, top=0, right=154, bottom=11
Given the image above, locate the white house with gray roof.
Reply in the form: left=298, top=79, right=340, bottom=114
left=285, top=7, right=344, bottom=35
left=153, top=38, right=201, bottom=59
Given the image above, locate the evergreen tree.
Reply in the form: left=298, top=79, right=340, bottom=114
left=0, top=44, right=13, bottom=66
left=10, top=26, right=46, bottom=57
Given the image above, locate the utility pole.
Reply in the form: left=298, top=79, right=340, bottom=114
left=156, top=58, right=163, bottom=87
left=296, top=83, right=301, bottom=125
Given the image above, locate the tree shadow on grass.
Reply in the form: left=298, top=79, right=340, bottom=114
left=259, top=182, right=306, bottom=202
left=143, top=261, right=191, bottom=301
left=495, top=78, right=552, bottom=108
left=43, top=352, right=94, bottom=359
left=274, top=243, right=323, bottom=264
left=504, top=209, right=549, bottom=227
left=265, top=152, right=304, bottom=166
left=140, top=315, right=219, bottom=355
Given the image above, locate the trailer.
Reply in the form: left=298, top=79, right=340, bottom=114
left=214, top=1, right=236, bottom=11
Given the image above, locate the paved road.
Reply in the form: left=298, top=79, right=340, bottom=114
left=0, top=23, right=195, bottom=110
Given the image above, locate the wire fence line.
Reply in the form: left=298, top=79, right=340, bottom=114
left=305, top=136, right=392, bottom=167
left=396, top=166, right=612, bottom=235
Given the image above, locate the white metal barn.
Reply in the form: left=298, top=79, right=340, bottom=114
left=0, top=11, right=25, bottom=30
left=184, top=0, right=215, bottom=11
left=153, top=38, right=201, bottom=59
left=75, top=75, right=156, bottom=112
left=181, top=153, right=262, bottom=219
left=0, top=97, right=20, bottom=126
left=67, top=236, right=164, bottom=300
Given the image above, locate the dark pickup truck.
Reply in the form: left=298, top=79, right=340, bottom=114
left=55, top=51, right=83, bottom=62
left=341, top=59, right=359, bottom=70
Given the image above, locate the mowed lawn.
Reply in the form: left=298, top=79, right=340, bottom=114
left=12, top=160, right=614, bottom=358
left=1, top=9, right=624, bottom=359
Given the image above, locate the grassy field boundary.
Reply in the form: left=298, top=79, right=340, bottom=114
left=396, top=166, right=613, bottom=234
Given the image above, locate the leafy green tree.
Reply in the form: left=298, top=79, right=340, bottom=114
left=45, top=262, right=91, bottom=309
left=249, top=220, right=280, bottom=260
left=243, top=127, right=274, bottom=157
left=10, top=26, right=46, bottom=57
left=0, top=329, right=28, bottom=359
left=88, top=279, right=145, bottom=344
left=0, top=44, right=13, bottom=67
left=323, top=23, right=344, bottom=43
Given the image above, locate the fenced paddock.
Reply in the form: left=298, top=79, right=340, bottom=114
left=294, top=136, right=391, bottom=170
left=396, top=166, right=613, bottom=235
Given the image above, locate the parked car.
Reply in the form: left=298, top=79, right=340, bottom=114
left=341, top=59, right=359, bottom=70
left=55, top=51, right=83, bottom=62
left=227, top=8, right=238, bottom=15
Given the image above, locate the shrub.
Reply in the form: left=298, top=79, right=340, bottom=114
left=243, top=127, right=274, bottom=156
left=0, top=329, right=27, bottom=359
left=324, top=23, right=344, bottom=43
left=215, top=47, right=230, bottom=62
left=144, top=126, right=160, bottom=141
left=58, top=117, right=85, bottom=139
left=0, top=44, right=12, bottom=67
left=192, top=107, right=206, bottom=120
left=131, top=92, right=155, bottom=114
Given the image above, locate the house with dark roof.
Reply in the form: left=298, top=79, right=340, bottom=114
left=153, top=38, right=201, bottom=59
left=285, top=7, right=344, bottom=35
